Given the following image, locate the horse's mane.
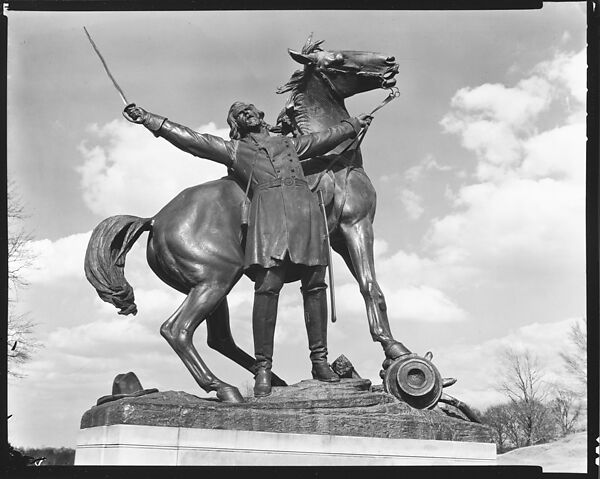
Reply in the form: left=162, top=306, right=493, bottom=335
left=276, top=37, right=325, bottom=95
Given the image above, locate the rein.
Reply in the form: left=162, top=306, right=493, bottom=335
left=309, top=86, right=400, bottom=188
left=355, top=86, right=401, bottom=147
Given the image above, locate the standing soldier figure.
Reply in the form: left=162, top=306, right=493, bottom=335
left=124, top=102, right=371, bottom=397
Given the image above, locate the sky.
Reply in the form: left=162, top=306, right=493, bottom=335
left=6, top=5, right=588, bottom=449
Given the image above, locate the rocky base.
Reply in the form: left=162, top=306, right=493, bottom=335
left=80, top=378, right=493, bottom=443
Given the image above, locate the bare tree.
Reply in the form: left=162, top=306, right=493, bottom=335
left=550, top=387, right=582, bottom=436
left=499, top=349, right=556, bottom=446
left=481, top=403, right=513, bottom=453
left=550, top=317, right=587, bottom=434
left=7, top=308, right=38, bottom=376
left=8, top=180, right=34, bottom=289
left=503, top=403, right=527, bottom=448
left=559, top=318, right=586, bottom=392
left=7, top=179, right=39, bottom=376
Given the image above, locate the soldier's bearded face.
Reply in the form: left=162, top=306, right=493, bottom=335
left=236, top=105, right=263, bottom=132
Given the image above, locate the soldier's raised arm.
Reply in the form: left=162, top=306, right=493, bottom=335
left=292, top=114, right=372, bottom=160
left=124, top=104, right=233, bottom=167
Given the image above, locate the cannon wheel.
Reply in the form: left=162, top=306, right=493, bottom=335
left=382, top=352, right=444, bottom=409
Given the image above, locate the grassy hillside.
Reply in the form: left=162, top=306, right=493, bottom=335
left=498, top=431, right=587, bottom=473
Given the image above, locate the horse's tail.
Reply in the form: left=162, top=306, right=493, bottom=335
left=84, top=215, right=153, bottom=316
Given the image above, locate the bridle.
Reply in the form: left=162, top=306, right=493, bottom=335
left=314, top=63, right=396, bottom=100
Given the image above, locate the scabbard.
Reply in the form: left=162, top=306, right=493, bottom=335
left=317, top=190, right=337, bottom=323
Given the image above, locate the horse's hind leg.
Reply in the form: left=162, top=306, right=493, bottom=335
left=160, top=284, right=244, bottom=403
left=206, top=300, right=288, bottom=387
left=338, top=218, right=411, bottom=360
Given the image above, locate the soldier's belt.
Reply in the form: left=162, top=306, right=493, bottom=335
left=257, top=178, right=308, bottom=189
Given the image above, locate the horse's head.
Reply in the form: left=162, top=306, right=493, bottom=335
left=284, top=36, right=399, bottom=98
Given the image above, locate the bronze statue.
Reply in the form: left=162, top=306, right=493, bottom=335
left=84, top=37, right=438, bottom=405
left=122, top=100, right=371, bottom=396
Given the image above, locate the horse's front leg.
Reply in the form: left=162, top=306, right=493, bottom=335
left=338, top=216, right=411, bottom=361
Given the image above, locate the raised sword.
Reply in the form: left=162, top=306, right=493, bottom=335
left=83, top=27, right=136, bottom=120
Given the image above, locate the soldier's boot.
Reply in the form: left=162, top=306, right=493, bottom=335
left=254, top=367, right=272, bottom=398
left=303, top=288, right=340, bottom=382
left=252, top=291, right=279, bottom=397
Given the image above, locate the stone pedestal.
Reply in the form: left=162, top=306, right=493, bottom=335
left=76, top=424, right=496, bottom=466
left=75, top=378, right=497, bottom=466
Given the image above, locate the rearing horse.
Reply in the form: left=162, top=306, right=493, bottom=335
left=276, top=37, right=409, bottom=361
left=84, top=39, right=407, bottom=404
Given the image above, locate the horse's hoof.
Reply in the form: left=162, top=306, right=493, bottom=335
left=217, top=386, right=245, bottom=403
left=384, top=341, right=411, bottom=360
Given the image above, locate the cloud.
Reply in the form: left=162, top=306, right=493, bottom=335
left=519, top=123, right=585, bottom=182
left=430, top=47, right=585, bottom=288
left=440, top=48, right=584, bottom=182
left=404, top=155, right=453, bottom=184
left=446, top=77, right=552, bottom=130
left=131, top=287, right=185, bottom=317
left=388, top=155, right=453, bottom=220
left=385, top=285, right=468, bottom=323
left=21, top=231, right=91, bottom=284
left=425, top=176, right=585, bottom=282
left=399, top=189, right=424, bottom=219
left=77, top=120, right=231, bottom=217
left=44, top=318, right=159, bottom=359
left=535, top=48, right=586, bottom=107
left=379, top=172, right=401, bottom=183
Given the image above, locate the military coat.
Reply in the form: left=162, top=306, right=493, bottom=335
left=144, top=114, right=360, bottom=277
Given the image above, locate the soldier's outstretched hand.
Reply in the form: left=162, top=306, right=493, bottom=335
left=123, top=104, right=147, bottom=124
left=356, top=113, right=373, bottom=128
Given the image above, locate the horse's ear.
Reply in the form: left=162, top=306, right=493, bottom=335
left=303, top=33, right=314, bottom=52
left=288, top=49, right=313, bottom=65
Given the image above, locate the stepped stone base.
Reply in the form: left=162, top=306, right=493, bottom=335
left=75, top=424, right=497, bottom=465
left=76, top=378, right=496, bottom=465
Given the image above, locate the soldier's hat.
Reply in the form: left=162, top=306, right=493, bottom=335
left=96, top=371, right=158, bottom=406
